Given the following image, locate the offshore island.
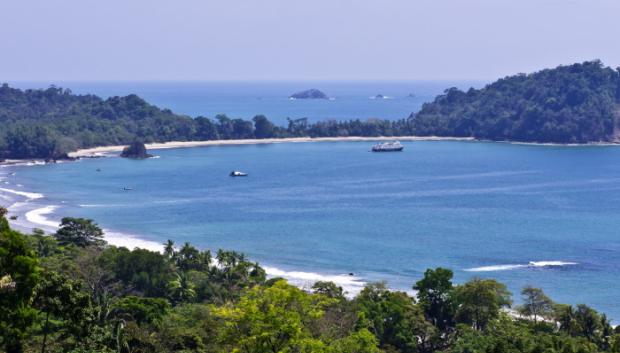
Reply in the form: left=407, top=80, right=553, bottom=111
left=1, top=60, right=619, bottom=161
left=3, top=61, right=620, bottom=353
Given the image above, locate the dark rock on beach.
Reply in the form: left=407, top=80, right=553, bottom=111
left=121, top=141, right=153, bottom=159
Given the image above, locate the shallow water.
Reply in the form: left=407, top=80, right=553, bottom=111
left=4, top=140, right=620, bottom=320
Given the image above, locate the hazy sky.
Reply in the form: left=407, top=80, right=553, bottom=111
left=1, top=0, right=619, bottom=81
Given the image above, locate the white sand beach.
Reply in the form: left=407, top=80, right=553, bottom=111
left=68, top=136, right=474, bottom=158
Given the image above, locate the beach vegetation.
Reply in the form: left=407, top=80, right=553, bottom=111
left=1, top=211, right=620, bottom=352
left=54, top=217, right=105, bottom=248
left=3, top=61, right=618, bottom=159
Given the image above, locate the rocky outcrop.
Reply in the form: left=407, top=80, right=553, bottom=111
left=120, top=141, right=153, bottom=159
left=289, top=89, right=328, bottom=99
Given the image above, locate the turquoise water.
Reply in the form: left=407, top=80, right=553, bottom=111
left=4, top=140, right=620, bottom=320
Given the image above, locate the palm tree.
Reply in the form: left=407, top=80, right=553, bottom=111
left=163, top=239, right=175, bottom=259
left=167, top=272, right=196, bottom=304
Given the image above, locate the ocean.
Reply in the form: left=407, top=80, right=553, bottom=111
left=6, top=80, right=480, bottom=125
left=2, top=81, right=619, bottom=321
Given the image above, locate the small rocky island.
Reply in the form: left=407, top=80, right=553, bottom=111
left=120, top=141, right=153, bottom=159
left=289, top=89, right=328, bottom=99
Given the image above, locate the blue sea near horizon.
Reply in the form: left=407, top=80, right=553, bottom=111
left=3, top=140, right=620, bottom=322
left=6, top=80, right=483, bottom=125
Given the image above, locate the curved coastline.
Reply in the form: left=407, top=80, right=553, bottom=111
left=66, top=135, right=620, bottom=159
left=0, top=137, right=602, bottom=300
left=0, top=162, right=370, bottom=295
left=67, top=136, right=473, bottom=157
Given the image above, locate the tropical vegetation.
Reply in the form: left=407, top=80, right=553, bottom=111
left=413, top=60, right=620, bottom=143
left=2, top=208, right=620, bottom=353
left=2, top=60, right=619, bottom=159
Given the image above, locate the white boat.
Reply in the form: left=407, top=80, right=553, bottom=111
left=230, top=171, right=248, bottom=177
left=371, top=141, right=404, bottom=152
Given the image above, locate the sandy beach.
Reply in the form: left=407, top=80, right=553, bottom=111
left=68, top=136, right=474, bottom=158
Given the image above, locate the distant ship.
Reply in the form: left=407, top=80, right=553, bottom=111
left=371, top=141, right=404, bottom=152
left=230, top=171, right=248, bottom=177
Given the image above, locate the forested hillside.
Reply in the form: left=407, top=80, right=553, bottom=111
left=412, top=61, right=620, bottom=143
left=0, top=84, right=412, bottom=159
left=1, top=60, right=620, bottom=159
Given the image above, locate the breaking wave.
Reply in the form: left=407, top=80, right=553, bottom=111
left=25, top=205, right=60, bottom=229
left=0, top=187, right=44, bottom=200
left=465, top=261, right=578, bottom=272
left=263, top=266, right=366, bottom=297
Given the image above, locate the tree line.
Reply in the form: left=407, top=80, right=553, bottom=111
left=0, top=84, right=414, bottom=159
left=412, top=60, right=620, bottom=143
left=2, top=208, right=620, bottom=353
left=3, top=60, right=618, bottom=160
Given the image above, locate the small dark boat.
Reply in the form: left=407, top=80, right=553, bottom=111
left=123, top=187, right=133, bottom=191
left=230, top=171, right=248, bottom=177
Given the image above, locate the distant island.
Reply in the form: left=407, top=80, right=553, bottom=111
left=1, top=60, right=619, bottom=160
left=289, top=88, right=329, bottom=99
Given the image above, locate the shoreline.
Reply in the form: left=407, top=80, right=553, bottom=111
left=0, top=135, right=614, bottom=304
left=67, top=136, right=475, bottom=158
left=0, top=168, right=370, bottom=295
left=0, top=135, right=615, bottom=163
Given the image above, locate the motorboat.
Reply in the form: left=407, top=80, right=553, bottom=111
left=230, top=171, right=248, bottom=177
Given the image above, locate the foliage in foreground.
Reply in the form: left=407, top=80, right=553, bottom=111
left=1, top=210, right=620, bottom=353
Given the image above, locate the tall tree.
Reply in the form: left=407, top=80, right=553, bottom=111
left=413, top=267, right=455, bottom=331
left=54, top=217, right=105, bottom=247
left=453, top=278, right=512, bottom=331
left=518, top=286, right=554, bottom=322
left=253, top=115, right=276, bottom=138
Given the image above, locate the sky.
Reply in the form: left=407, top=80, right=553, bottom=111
left=1, top=0, right=619, bottom=81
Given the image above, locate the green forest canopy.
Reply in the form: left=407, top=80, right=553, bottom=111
left=412, top=60, right=620, bottom=143
left=2, top=210, right=620, bottom=353
left=1, top=60, right=619, bottom=159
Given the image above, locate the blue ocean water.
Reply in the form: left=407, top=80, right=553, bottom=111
left=2, top=81, right=619, bottom=321
left=4, top=141, right=620, bottom=321
left=6, top=80, right=481, bottom=124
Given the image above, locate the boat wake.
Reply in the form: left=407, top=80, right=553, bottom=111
left=465, top=261, right=578, bottom=272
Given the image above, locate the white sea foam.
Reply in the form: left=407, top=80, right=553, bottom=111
left=1, top=161, right=46, bottom=167
left=528, top=261, right=578, bottom=267
left=25, top=206, right=60, bottom=228
left=103, top=230, right=164, bottom=253
left=263, top=265, right=366, bottom=297
left=0, top=188, right=44, bottom=200
left=21, top=204, right=163, bottom=252
left=465, top=261, right=578, bottom=272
